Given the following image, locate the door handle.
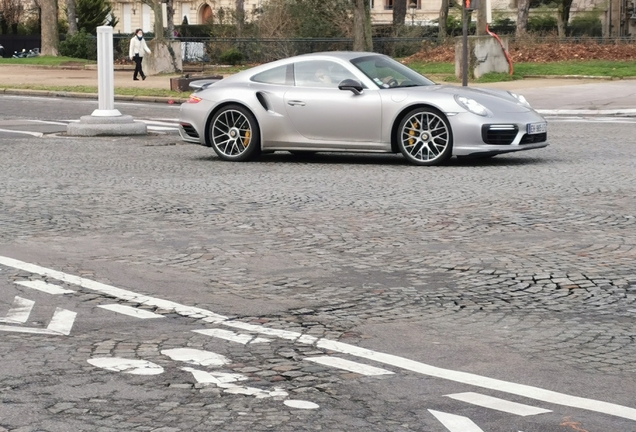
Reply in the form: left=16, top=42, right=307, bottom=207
left=287, top=100, right=306, bottom=107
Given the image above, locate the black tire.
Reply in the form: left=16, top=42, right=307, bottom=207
left=396, top=107, right=453, bottom=166
left=208, top=104, right=261, bottom=162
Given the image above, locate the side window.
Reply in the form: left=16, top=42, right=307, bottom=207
left=293, top=61, right=357, bottom=89
left=251, top=65, right=290, bottom=85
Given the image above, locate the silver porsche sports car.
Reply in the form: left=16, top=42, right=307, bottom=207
left=179, top=52, right=548, bottom=166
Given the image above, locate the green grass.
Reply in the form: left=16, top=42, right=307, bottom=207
left=407, top=62, right=455, bottom=75
left=512, top=61, right=636, bottom=78
left=0, top=56, right=95, bottom=66
left=0, top=84, right=187, bottom=98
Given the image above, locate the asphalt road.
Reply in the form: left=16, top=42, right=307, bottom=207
left=0, top=95, right=635, bottom=432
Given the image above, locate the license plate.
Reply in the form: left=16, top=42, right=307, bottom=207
left=527, top=122, right=547, bottom=134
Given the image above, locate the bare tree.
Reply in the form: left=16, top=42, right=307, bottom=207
left=40, top=0, right=59, bottom=55
left=66, top=0, right=77, bottom=34
left=1, top=0, right=24, bottom=34
left=556, top=0, right=573, bottom=37
left=166, top=0, right=174, bottom=37
left=516, top=0, right=529, bottom=35
left=353, top=0, right=372, bottom=51
left=476, top=0, right=487, bottom=35
left=438, top=0, right=449, bottom=39
left=142, top=0, right=164, bottom=40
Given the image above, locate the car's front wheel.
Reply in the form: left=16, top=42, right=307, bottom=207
left=397, top=107, right=452, bottom=166
left=209, top=104, right=260, bottom=161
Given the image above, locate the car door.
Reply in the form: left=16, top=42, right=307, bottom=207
left=283, top=60, right=382, bottom=143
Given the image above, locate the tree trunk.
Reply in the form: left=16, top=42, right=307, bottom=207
left=516, top=0, right=529, bottom=36
left=66, top=0, right=77, bottom=34
left=353, top=0, right=372, bottom=51
left=166, top=0, right=174, bottom=37
left=557, top=0, right=573, bottom=38
left=152, top=0, right=164, bottom=40
left=40, top=0, right=59, bottom=55
left=438, top=0, right=449, bottom=39
left=393, top=0, right=406, bottom=30
left=235, top=0, right=244, bottom=36
left=476, top=0, right=487, bottom=35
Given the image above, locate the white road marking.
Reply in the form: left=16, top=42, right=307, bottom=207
left=193, top=328, right=271, bottom=344
left=46, top=308, right=77, bottom=335
left=15, top=280, right=75, bottom=295
left=0, top=296, right=35, bottom=324
left=183, top=369, right=247, bottom=384
left=305, top=356, right=394, bottom=376
left=88, top=357, right=164, bottom=375
left=0, top=325, right=66, bottom=335
left=29, top=119, right=69, bottom=126
left=538, top=108, right=636, bottom=116
left=0, top=128, right=43, bottom=137
left=446, top=392, right=552, bottom=416
left=161, top=348, right=230, bottom=367
left=428, top=410, right=485, bottom=432
left=182, top=367, right=288, bottom=398
left=546, top=116, right=636, bottom=124
left=1, top=255, right=636, bottom=422
left=98, top=304, right=165, bottom=319
left=284, top=400, right=320, bottom=410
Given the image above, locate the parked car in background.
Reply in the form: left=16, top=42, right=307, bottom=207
left=179, top=52, right=548, bottom=166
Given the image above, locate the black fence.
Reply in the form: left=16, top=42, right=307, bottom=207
left=0, top=35, right=41, bottom=58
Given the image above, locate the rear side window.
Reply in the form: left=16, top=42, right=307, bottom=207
left=251, top=65, right=290, bottom=85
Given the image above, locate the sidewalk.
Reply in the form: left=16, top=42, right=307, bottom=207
left=2, top=64, right=636, bottom=114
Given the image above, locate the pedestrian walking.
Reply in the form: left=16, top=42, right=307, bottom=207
left=129, top=29, right=151, bottom=81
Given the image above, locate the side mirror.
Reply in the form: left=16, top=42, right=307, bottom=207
left=338, top=79, right=364, bottom=95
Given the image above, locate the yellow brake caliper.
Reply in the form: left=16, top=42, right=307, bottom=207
left=242, top=130, right=251, bottom=148
left=408, top=120, right=418, bottom=146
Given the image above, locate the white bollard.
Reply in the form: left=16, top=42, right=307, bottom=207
left=92, top=26, right=122, bottom=117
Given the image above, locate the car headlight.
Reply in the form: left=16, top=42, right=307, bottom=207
left=454, top=95, right=490, bottom=116
left=508, top=91, right=531, bottom=108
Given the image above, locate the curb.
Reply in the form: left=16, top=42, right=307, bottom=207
left=0, top=88, right=187, bottom=104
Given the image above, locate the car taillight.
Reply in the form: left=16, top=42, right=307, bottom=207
left=187, top=94, right=202, bottom=104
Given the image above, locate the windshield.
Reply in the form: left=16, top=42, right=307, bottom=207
left=350, top=55, right=435, bottom=89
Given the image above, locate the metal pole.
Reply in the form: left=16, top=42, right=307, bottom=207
left=462, top=4, right=468, bottom=86
left=92, top=25, right=122, bottom=117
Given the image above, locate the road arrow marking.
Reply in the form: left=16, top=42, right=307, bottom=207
left=182, top=367, right=288, bottom=399
left=446, top=392, right=552, bottom=416
left=88, top=357, right=164, bottom=375
left=15, top=280, right=74, bottom=295
left=428, top=410, right=485, bottom=432
left=161, top=348, right=230, bottom=367
left=98, top=304, right=164, bottom=319
left=0, top=296, right=35, bottom=324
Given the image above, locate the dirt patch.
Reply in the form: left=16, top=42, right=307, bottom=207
left=404, top=40, right=636, bottom=64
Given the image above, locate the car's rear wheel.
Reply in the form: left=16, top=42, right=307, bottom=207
left=397, top=107, right=452, bottom=166
left=209, top=105, right=260, bottom=161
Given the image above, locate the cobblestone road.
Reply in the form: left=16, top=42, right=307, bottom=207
left=0, top=115, right=635, bottom=432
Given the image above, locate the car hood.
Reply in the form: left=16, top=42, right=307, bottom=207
left=407, top=85, right=532, bottom=113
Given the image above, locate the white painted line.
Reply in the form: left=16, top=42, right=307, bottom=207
left=15, top=280, right=75, bottom=295
left=446, top=392, right=552, bottom=416
left=428, top=410, right=485, bottom=432
left=29, top=119, right=69, bottom=126
left=182, top=367, right=288, bottom=398
left=147, top=126, right=178, bottom=132
left=0, top=296, right=35, bottom=324
left=0, top=128, right=43, bottom=137
left=98, top=304, right=165, bottom=319
left=193, top=328, right=271, bottom=344
left=305, top=356, right=394, bottom=376
left=46, top=308, right=77, bottom=335
left=0, top=325, right=63, bottom=335
left=0, top=255, right=227, bottom=323
left=538, top=108, right=636, bottom=116
left=284, top=400, right=320, bottom=410
left=2, top=255, right=636, bottom=422
left=162, top=348, right=230, bottom=367
left=88, top=357, right=164, bottom=375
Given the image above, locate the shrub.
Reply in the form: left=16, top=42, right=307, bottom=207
left=59, top=29, right=97, bottom=60
left=219, top=47, right=243, bottom=65
left=528, top=14, right=557, bottom=33
left=568, top=12, right=602, bottom=37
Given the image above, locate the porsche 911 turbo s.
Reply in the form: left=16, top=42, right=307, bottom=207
left=178, top=52, right=548, bottom=166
